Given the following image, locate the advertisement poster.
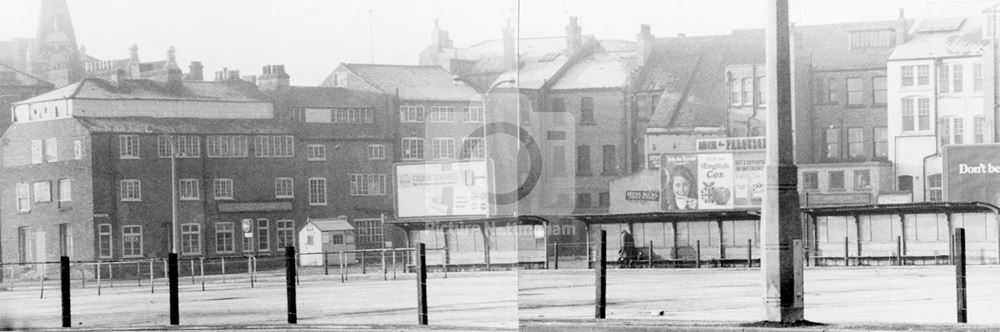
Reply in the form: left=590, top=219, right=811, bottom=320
left=943, top=144, right=1000, bottom=204
left=660, top=154, right=699, bottom=211
left=733, top=152, right=765, bottom=208
left=697, top=153, right=735, bottom=209
left=395, top=161, right=490, bottom=218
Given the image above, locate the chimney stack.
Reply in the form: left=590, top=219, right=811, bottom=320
left=896, top=8, right=908, bottom=45
left=565, top=16, right=582, bottom=56
left=214, top=67, right=240, bottom=81
left=258, top=64, right=290, bottom=91
left=431, top=19, right=453, bottom=51
left=502, top=20, right=516, bottom=70
left=110, top=69, right=126, bottom=87
left=165, top=47, right=182, bottom=88
left=188, top=61, right=203, bottom=81
left=636, top=24, right=654, bottom=67
left=127, top=44, right=141, bottom=79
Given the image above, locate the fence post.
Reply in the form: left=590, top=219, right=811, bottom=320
left=168, top=253, right=179, bottom=326
left=61, top=256, right=71, bottom=328
left=553, top=243, right=559, bottom=270
left=323, top=252, right=329, bottom=276
left=696, top=240, right=702, bottom=269
left=898, top=235, right=905, bottom=266
left=190, top=259, right=195, bottom=285
left=163, top=260, right=168, bottom=287
left=200, top=258, right=205, bottom=292
left=442, top=250, right=448, bottom=279
left=417, top=243, right=428, bottom=325
left=286, top=246, right=297, bottom=324
left=149, top=260, right=155, bottom=294
left=648, top=241, right=654, bottom=268
left=392, top=249, right=397, bottom=280
left=39, top=270, right=44, bottom=299
left=81, top=268, right=86, bottom=289
left=221, top=257, right=226, bottom=284
left=748, top=239, right=753, bottom=268
left=109, top=264, right=114, bottom=288
left=382, top=250, right=387, bottom=281
left=248, top=257, right=254, bottom=288
left=97, top=262, right=102, bottom=296
left=844, top=236, right=850, bottom=267
left=955, top=228, right=967, bottom=323
left=362, top=251, right=367, bottom=275
left=137, top=261, right=142, bottom=287
left=595, top=230, right=606, bottom=319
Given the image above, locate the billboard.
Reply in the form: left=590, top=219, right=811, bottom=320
left=659, top=151, right=765, bottom=211
left=395, top=160, right=490, bottom=219
left=943, top=144, right=1000, bottom=204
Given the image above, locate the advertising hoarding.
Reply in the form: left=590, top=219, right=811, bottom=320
left=658, top=151, right=765, bottom=211
left=943, top=144, right=1000, bottom=204
left=395, top=160, right=490, bottom=219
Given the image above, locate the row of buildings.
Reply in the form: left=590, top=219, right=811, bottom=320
left=3, top=0, right=1000, bottom=264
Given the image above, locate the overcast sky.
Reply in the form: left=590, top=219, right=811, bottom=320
left=0, top=0, right=949, bottom=85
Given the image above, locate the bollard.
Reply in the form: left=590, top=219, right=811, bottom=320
left=286, top=247, right=297, bottom=324
left=340, top=252, right=346, bottom=283
left=747, top=239, right=753, bottom=268
left=61, top=256, right=71, bottom=328
left=97, top=262, right=102, bottom=296
left=595, top=230, right=607, bottom=319
left=392, top=250, right=397, bottom=280
left=382, top=250, right=388, bottom=281
left=39, top=270, right=44, bottom=299
left=168, top=253, right=179, bottom=326
left=248, top=257, right=254, bottom=288
left=442, top=251, right=448, bottom=279
left=955, top=228, right=967, bottom=323
left=553, top=243, right=559, bottom=270
left=200, top=258, right=205, bottom=292
left=696, top=240, right=702, bottom=268
left=417, top=243, right=428, bottom=325
left=648, top=241, right=654, bottom=268
left=844, top=236, right=850, bottom=267
left=221, top=257, right=227, bottom=284
left=150, top=260, right=155, bottom=294
left=362, top=252, right=367, bottom=275
left=897, top=236, right=904, bottom=266
left=190, top=259, right=195, bottom=285
left=80, top=269, right=86, bottom=289
left=323, top=252, right=329, bottom=276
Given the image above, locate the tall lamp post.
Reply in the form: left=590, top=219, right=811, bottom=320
left=148, top=129, right=180, bottom=255
left=452, top=76, right=516, bottom=218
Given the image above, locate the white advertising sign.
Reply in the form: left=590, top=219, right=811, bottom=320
left=395, top=161, right=490, bottom=218
left=696, top=153, right=735, bottom=209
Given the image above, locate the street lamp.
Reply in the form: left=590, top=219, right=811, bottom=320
left=147, top=128, right=180, bottom=255
left=452, top=76, right=516, bottom=217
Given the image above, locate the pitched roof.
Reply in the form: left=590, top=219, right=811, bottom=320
left=325, top=64, right=479, bottom=101
left=891, top=17, right=986, bottom=60
left=449, top=36, right=567, bottom=60
left=17, top=77, right=269, bottom=104
left=0, top=62, right=53, bottom=88
left=277, top=86, right=385, bottom=109
left=494, top=54, right=569, bottom=90
left=795, top=20, right=904, bottom=69
left=76, top=116, right=291, bottom=135
left=550, top=50, right=635, bottom=90
left=309, top=218, right=354, bottom=232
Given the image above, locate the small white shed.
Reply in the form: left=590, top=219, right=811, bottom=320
left=299, top=218, right=357, bottom=266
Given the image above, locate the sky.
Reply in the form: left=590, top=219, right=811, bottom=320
left=0, top=0, right=957, bottom=85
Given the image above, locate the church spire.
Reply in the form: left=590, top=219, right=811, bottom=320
left=36, top=0, right=78, bottom=52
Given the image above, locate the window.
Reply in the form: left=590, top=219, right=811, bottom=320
left=953, top=64, right=963, bottom=93
left=825, top=127, right=840, bottom=160
left=551, top=146, right=566, bottom=176
left=157, top=136, right=200, bottom=158
left=974, top=116, right=986, bottom=143
left=974, top=63, right=983, bottom=92
left=928, top=173, right=943, bottom=202
left=305, top=108, right=331, bottom=123
left=331, top=234, right=344, bottom=245
left=368, top=144, right=386, bottom=159
left=463, top=106, right=484, bottom=122
left=917, top=65, right=929, bottom=86
left=580, top=97, right=594, bottom=124
left=829, top=171, right=845, bottom=190
left=58, top=179, right=71, bottom=202
left=73, top=140, right=82, bottom=160
left=938, top=64, right=950, bottom=93
left=802, top=172, right=819, bottom=191
left=432, top=138, right=456, bottom=160
left=901, top=66, right=914, bottom=87
left=207, top=135, right=248, bottom=158
left=552, top=98, right=565, bottom=112
left=119, top=135, right=139, bottom=159
left=846, top=78, right=863, bottom=106
left=953, top=117, right=964, bottom=144
left=275, top=177, right=294, bottom=199
left=307, top=144, right=326, bottom=161
left=254, top=135, right=294, bottom=157
left=213, top=179, right=233, bottom=200
left=815, top=78, right=836, bottom=103
left=730, top=78, right=740, bottom=105
left=741, top=78, right=752, bottom=105
left=898, top=175, right=914, bottom=192
left=849, top=30, right=895, bottom=49
left=216, top=223, right=235, bottom=254
left=307, top=108, right=373, bottom=123
left=333, top=73, right=347, bottom=87
left=276, top=220, right=295, bottom=249
left=350, top=174, right=387, bottom=196
left=179, top=179, right=200, bottom=200
left=599, top=192, right=610, bottom=207
left=16, top=183, right=30, bottom=212
left=577, top=145, right=591, bottom=176
left=756, top=76, right=766, bottom=105
left=400, top=106, right=425, bottom=122
left=120, top=180, right=141, bottom=201
left=874, top=127, right=888, bottom=159
left=31, top=139, right=42, bottom=164
left=848, top=127, right=864, bottom=159
left=460, top=138, right=485, bottom=159
left=181, top=224, right=201, bottom=255
left=939, top=117, right=963, bottom=146
left=602, top=145, right=616, bottom=175
left=873, top=76, right=887, bottom=104
left=122, top=225, right=142, bottom=258
left=854, top=170, right=872, bottom=191
left=308, top=178, right=327, bottom=205
left=98, top=224, right=112, bottom=258
left=576, top=193, right=592, bottom=209
left=901, top=97, right=931, bottom=132
left=429, top=106, right=458, bottom=122
left=356, top=219, right=383, bottom=245
left=45, top=137, right=57, bottom=162
left=257, top=219, right=270, bottom=252
left=33, top=181, right=51, bottom=203
left=401, top=138, right=424, bottom=160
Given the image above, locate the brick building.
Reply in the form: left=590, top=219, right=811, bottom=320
left=0, top=0, right=92, bottom=87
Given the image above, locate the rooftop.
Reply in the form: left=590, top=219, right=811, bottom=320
left=324, top=63, right=479, bottom=101
left=17, top=77, right=269, bottom=104
left=76, top=116, right=292, bottom=135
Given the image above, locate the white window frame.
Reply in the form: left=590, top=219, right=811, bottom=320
left=122, top=225, right=143, bottom=258
left=58, top=179, right=72, bottom=202
left=401, top=138, right=424, bottom=160
left=98, top=224, right=112, bottom=259
left=158, top=135, right=201, bottom=158
left=461, top=138, right=485, bottom=159
left=308, top=177, right=327, bottom=206
left=120, top=179, right=142, bottom=201
left=432, top=138, right=456, bottom=160
left=119, top=135, right=140, bottom=159
left=257, top=219, right=271, bottom=252
left=215, top=222, right=235, bottom=254
left=213, top=178, right=234, bottom=200
left=16, top=183, right=30, bottom=212
left=355, top=218, right=384, bottom=245
left=31, top=139, right=42, bottom=164
left=45, top=137, right=57, bottom=162
left=367, top=144, right=386, bottom=160
left=180, top=223, right=202, bottom=256
left=307, top=144, right=327, bottom=161
left=463, top=106, right=484, bottom=123
left=73, top=140, right=82, bottom=160
left=179, top=179, right=200, bottom=201
left=33, top=181, right=51, bottom=203
left=207, top=135, right=248, bottom=158
left=275, top=177, right=294, bottom=199
left=276, top=220, right=295, bottom=250
left=429, top=106, right=457, bottom=122
left=350, top=174, right=387, bottom=196
left=254, top=135, right=295, bottom=157
left=400, top=106, right=425, bottom=122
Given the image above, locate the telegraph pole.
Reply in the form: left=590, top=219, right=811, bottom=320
left=762, top=0, right=804, bottom=322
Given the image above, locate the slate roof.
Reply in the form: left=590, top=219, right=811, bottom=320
left=550, top=50, right=635, bottom=90
left=0, top=63, right=54, bottom=88
left=309, top=218, right=355, bottom=232
left=891, top=17, right=987, bottom=60
left=17, top=77, right=269, bottom=104
left=76, top=116, right=291, bottom=135
left=276, top=86, right=384, bottom=109
left=494, top=54, right=569, bottom=90
left=324, top=63, right=479, bottom=101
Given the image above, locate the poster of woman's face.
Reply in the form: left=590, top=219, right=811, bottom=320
left=660, top=154, right=699, bottom=210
